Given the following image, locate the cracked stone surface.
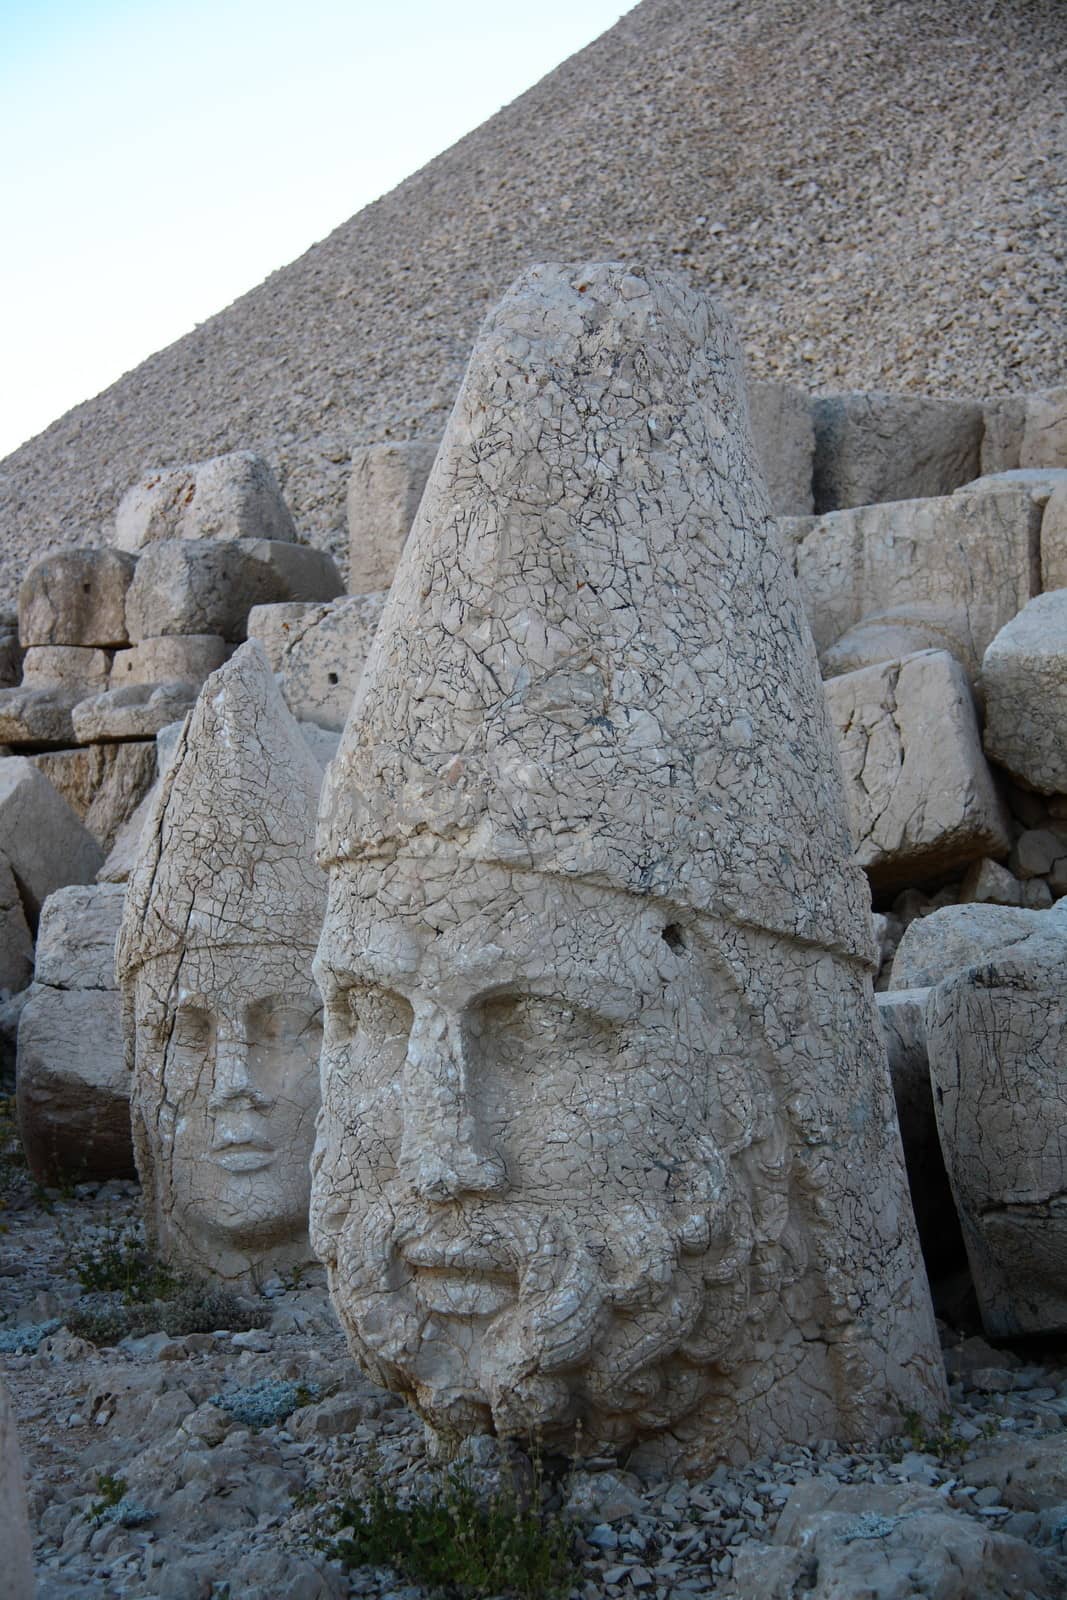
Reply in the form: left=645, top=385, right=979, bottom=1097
left=123, top=539, right=343, bottom=644
left=113, top=450, right=297, bottom=553
left=982, top=590, right=1067, bottom=795
left=926, top=918, right=1067, bottom=1337
left=29, top=742, right=157, bottom=853
left=780, top=481, right=1042, bottom=679
left=825, top=650, right=1010, bottom=891
left=347, top=441, right=440, bottom=596
left=15, top=884, right=133, bottom=1185
left=889, top=902, right=1053, bottom=991
left=116, top=642, right=326, bottom=1287
left=71, top=682, right=199, bottom=745
left=1021, top=387, right=1067, bottom=471
left=247, top=592, right=387, bottom=731
left=108, top=635, right=231, bottom=691
left=311, top=261, right=945, bottom=1471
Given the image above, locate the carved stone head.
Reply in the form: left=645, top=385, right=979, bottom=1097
left=117, top=642, right=326, bottom=1285
left=312, top=263, right=946, bottom=1466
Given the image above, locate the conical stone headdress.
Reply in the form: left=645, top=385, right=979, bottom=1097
left=117, top=640, right=326, bottom=980
left=319, top=262, right=870, bottom=960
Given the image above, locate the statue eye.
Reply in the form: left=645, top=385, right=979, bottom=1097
left=330, top=984, right=412, bottom=1048
left=478, top=993, right=611, bottom=1050
left=172, top=1005, right=213, bottom=1052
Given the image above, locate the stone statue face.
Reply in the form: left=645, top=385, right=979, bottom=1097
left=134, top=943, right=322, bottom=1278
left=311, top=842, right=793, bottom=1448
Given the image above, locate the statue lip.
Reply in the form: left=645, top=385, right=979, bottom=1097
left=398, top=1229, right=518, bottom=1317
left=210, top=1130, right=276, bottom=1172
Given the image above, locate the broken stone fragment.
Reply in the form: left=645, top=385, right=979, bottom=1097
left=247, top=592, right=387, bottom=730
left=71, top=681, right=198, bottom=743
left=746, top=380, right=814, bottom=516
left=1020, top=384, right=1067, bottom=470
left=18, top=546, right=137, bottom=648
left=16, top=882, right=133, bottom=1184
left=926, top=917, right=1067, bottom=1336
left=30, top=740, right=156, bottom=851
left=824, top=650, right=1009, bottom=890
left=117, top=641, right=326, bottom=1287
left=313, top=260, right=945, bottom=1470
left=114, top=450, right=297, bottom=551
left=124, top=538, right=343, bottom=642
left=982, top=590, right=1067, bottom=795
left=0, top=754, right=103, bottom=951
left=0, top=684, right=84, bottom=747
left=812, top=390, right=983, bottom=513
left=889, top=901, right=1051, bottom=990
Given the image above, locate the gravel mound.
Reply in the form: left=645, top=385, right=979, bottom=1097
left=0, top=0, right=1063, bottom=606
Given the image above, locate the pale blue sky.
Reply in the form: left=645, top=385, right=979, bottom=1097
left=0, top=0, right=631, bottom=459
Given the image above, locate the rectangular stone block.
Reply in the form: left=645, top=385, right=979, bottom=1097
left=32, top=881, right=126, bottom=989
left=812, top=391, right=983, bottom=513
left=825, top=649, right=1010, bottom=891
left=0, top=858, right=34, bottom=992
left=124, top=538, right=344, bottom=642
left=246, top=592, right=387, bottom=730
left=108, top=634, right=231, bottom=689
left=18, top=547, right=137, bottom=647
left=980, top=395, right=1025, bottom=475
left=16, top=985, right=130, bottom=1183
left=0, top=685, right=81, bottom=748
left=114, top=450, right=297, bottom=551
left=748, top=380, right=814, bottom=516
left=30, top=741, right=156, bottom=851
left=347, top=440, right=439, bottom=594
left=71, top=683, right=197, bottom=744
left=982, top=590, right=1067, bottom=795
left=783, top=482, right=1041, bottom=676
left=21, top=645, right=112, bottom=690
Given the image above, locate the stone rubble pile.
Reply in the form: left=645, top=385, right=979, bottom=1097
left=1, top=268, right=1067, bottom=1596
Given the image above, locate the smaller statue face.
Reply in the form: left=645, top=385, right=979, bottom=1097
left=311, top=844, right=791, bottom=1448
left=134, top=944, right=322, bottom=1277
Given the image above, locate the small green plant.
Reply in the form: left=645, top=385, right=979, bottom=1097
left=209, top=1378, right=320, bottom=1430
left=899, top=1408, right=997, bottom=1460
left=89, top=1472, right=127, bottom=1524
left=319, top=1449, right=578, bottom=1598
left=59, top=1211, right=175, bottom=1303
left=66, top=1274, right=271, bottom=1345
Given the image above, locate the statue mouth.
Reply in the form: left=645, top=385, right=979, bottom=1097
left=210, top=1131, right=276, bottom=1172
left=397, top=1228, right=518, bottom=1318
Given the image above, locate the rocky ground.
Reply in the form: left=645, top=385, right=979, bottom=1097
left=0, top=0, right=1063, bottom=605
left=3, top=1120, right=1067, bottom=1600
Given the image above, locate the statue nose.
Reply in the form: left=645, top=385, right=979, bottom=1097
left=399, top=1007, right=506, bottom=1202
left=208, top=1031, right=269, bottom=1110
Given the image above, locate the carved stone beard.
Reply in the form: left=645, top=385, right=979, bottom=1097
left=325, top=1125, right=797, bottom=1448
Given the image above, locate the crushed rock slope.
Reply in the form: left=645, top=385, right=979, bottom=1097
left=0, top=0, right=1064, bottom=604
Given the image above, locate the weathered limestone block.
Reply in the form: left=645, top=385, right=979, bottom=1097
left=312, top=262, right=945, bottom=1471
left=812, top=391, right=983, bottom=513
left=825, top=651, right=1009, bottom=890
left=877, top=989, right=961, bottom=1277
left=747, top=380, right=814, bottom=516
left=725, top=1480, right=1067, bottom=1600
left=71, top=681, right=197, bottom=744
left=97, top=785, right=156, bottom=884
left=109, top=634, right=230, bottom=689
left=31, top=741, right=156, bottom=851
left=783, top=483, right=1041, bottom=676
left=959, top=858, right=1024, bottom=907
left=0, top=1377, right=34, bottom=1600
left=22, top=644, right=111, bottom=689
left=124, top=538, right=343, bottom=642
left=0, top=756, right=103, bottom=931
left=247, top=593, right=387, bottom=730
left=926, top=920, right=1067, bottom=1334
left=16, top=883, right=132, bottom=1184
left=114, top=450, right=297, bottom=551
left=347, top=440, right=439, bottom=594
left=0, top=684, right=82, bottom=747
left=19, top=547, right=136, bottom=647
left=116, top=642, right=326, bottom=1287
left=889, top=902, right=1046, bottom=990
left=982, top=591, right=1067, bottom=793
left=1021, top=384, right=1067, bottom=469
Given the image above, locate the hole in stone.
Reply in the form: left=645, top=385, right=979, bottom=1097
left=661, top=923, right=685, bottom=953
left=327, top=671, right=339, bottom=685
